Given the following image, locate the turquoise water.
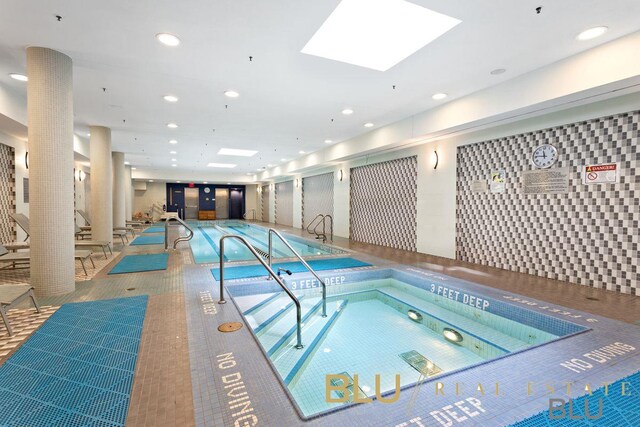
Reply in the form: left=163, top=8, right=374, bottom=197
left=189, top=221, right=343, bottom=263
left=232, top=278, right=559, bottom=417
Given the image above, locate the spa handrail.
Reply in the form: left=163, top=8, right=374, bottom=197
left=164, top=216, right=194, bottom=249
left=313, top=214, right=333, bottom=243
left=268, top=229, right=327, bottom=318
left=306, top=214, right=324, bottom=236
left=218, top=234, right=304, bottom=349
left=243, top=209, right=256, bottom=220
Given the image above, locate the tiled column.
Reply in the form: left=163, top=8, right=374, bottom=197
left=27, top=47, right=75, bottom=296
left=90, top=126, right=113, bottom=243
left=124, top=165, right=132, bottom=221
left=112, top=151, right=125, bottom=228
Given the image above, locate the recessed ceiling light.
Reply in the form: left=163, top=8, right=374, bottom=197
left=301, top=0, right=461, bottom=71
left=226, top=182, right=231, bottom=185
left=224, top=90, right=239, bottom=98
left=87, top=133, right=91, bottom=137
left=490, top=68, right=506, bottom=75
left=167, top=123, right=178, bottom=129
left=246, top=173, right=252, bottom=175
left=124, top=161, right=130, bottom=165
left=324, top=139, right=333, bottom=144
left=169, top=140, right=178, bottom=144
left=364, top=122, right=374, bottom=128
left=163, top=95, right=179, bottom=102
left=156, top=33, right=181, bottom=47
left=341, top=108, right=354, bottom=115
left=170, top=150, right=177, bottom=154
left=9, top=73, right=28, bottom=82
left=299, top=150, right=306, bottom=154
left=172, top=164, right=177, bottom=167
left=218, top=148, right=258, bottom=157
left=177, top=180, right=181, bottom=183
left=171, top=158, right=177, bottom=161
left=267, top=164, right=273, bottom=167
left=132, top=167, right=137, bottom=170
left=281, top=158, right=288, bottom=162
left=207, top=163, right=236, bottom=168
left=432, top=93, right=447, bottom=100
left=203, top=181, right=208, bottom=184
left=149, top=179, right=154, bottom=182
left=576, top=26, right=608, bottom=41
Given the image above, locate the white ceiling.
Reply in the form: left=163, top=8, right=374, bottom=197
left=1, top=0, right=640, bottom=177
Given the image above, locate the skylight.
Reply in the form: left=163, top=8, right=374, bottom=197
left=207, top=163, right=237, bottom=168
left=217, top=148, right=258, bottom=157
left=301, top=0, right=460, bottom=71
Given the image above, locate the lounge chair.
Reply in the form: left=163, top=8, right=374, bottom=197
left=0, top=284, right=41, bottom=336
left=0, top=244, right=95, bottom=276
left=77, top=210, right=136, bottom=237
left=8, top=213, right=113, bottom=258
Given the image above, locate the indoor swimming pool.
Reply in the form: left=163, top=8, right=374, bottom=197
left=188, top=221, right=344, bottom=263
left=227, top=269, right=589, bottom=418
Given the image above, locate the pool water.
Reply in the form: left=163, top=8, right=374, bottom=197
left=231, top=276, right=585, bottom=418
left=188, top=221, right=343, bottom=263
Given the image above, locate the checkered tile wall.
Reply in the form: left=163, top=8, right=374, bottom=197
left=275, top=180, right=293, bottom=226
left=260, top=184, right=269, bottom=222
left=457, top=110, right=639, bottom=295
left=302, top=172, right=334, bottom=229
left=0, top=143, right=16, bottom=243
left=350, top=156, right=418, bottom=251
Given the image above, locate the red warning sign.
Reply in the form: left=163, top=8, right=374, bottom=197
left=583, top=163, right=619, bottom=185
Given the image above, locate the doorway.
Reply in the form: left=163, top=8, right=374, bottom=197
left=184, top=188, right=199, bottom=219
left=215, top=188, right=229, bottom=219
left=229, top=188, right=244, bottom=219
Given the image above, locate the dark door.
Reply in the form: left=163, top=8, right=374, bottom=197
left=168, top=186, right=185, bottom=219
left=229, top=189, right=244, bottom=219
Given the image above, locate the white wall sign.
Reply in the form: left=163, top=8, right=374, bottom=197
left=583, top=163, right=619, bottom=185
left=522, top=167, right=570, bottom=194
left=489, top=170, right=505, bottom=194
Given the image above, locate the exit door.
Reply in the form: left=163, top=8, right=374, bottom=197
left=229, top=189, right=244, bottom=219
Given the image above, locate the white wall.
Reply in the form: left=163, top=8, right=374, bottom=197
left=133, top=181, right=166, bottom=216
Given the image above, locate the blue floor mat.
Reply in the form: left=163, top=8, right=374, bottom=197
left=211, top=257, right=372, bottom=280
left=510, top=369, right=640, bottom=426
left=130, top=235, right=164, bottom=245
left=0, top=295, right=148, bottom=426
left=142, top=226, right=165, bottom=234
left=108, top=253, right=169, bottom=275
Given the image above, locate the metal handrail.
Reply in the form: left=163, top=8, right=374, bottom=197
left=323, top=215, right=333, bottom=242
left=268, top=229, right=327, bottom=317
left=164, top=216, right=194, bottom=249
left=306, top=214, right=324, bottom=235
left=243, top=209, right=256, bottom=220
left=218, top=234, right=304, bottom=349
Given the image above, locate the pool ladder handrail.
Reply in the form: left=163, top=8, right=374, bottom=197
left=268, top=228, right=327, bottom=318
left=306, top=214, right=324, bottom=236
left=218, top=234, right=304, bottom=349
left=309, top=214, right=333, bottom=243
left=164, top=216, right=194, bottom=249
left=243, top=209, right=256, bottom=221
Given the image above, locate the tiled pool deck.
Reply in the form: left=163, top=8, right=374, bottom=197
left=1, top=222, right=639, bottom=426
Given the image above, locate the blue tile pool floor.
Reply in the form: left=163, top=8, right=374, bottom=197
left=0, top=296, right=148, bottom=426
left=211, top=257, right=372, bottom=280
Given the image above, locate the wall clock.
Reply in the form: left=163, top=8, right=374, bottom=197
left=204, top=187, right=210, bottom=193
left=531, top=144, right=559, bottom=169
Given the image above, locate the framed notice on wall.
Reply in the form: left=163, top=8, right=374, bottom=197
left=489, top=170, right=505, bottom=193
left=583, top=163, right=619, bottom=185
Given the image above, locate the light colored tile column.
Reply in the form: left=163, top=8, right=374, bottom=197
left=26, top=47, right=75, bottom=296
left=90, top=126, right=113, bottom=243
left=112, top=151, right=125, bottom=228
left=125, top=165, right=132, bottom=221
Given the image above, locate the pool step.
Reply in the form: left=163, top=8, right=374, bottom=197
left=255, top=296, right=324, bottom=355
left=243, top=293, right=304, bottom=332
left=274, top=300, right=348, bottom=386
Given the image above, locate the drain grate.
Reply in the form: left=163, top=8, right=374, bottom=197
left=585, top=296, right=600, bottom=301
left=399, top=350, right=442, bottom=377
left=218, top=322, right=243, bottom=333
left=329, top=372, right=368, bottom=402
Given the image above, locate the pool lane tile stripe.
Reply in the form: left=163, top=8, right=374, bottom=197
left=254, top=296, right=305, bottom=335
left=510, top=370, right=640, bottom=426
left=222, top=225, right=289, bottom=258
left=284, top=300, right=348, bottom=386
left=267, top=299, right=324, bottom=357
left=0, top=295, right=148, bottom=427
left=211, top=257, right=372, bottom=280
left=243, top=293, right=281, bottom=315
left=108, top=253, right=169, bottom=275
left=197, top=227, right=226, bottom=262
left=130, top=235, right=165, bottom=246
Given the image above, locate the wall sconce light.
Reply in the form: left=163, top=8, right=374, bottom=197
left=433, top=150, right=439, bottom=170
left=295, top=178, right=299, bottom=188
left=25, top=152, right=29, bottom=169
left=78, top=170, right=84, bottom=182
left=339, top=169, right=344, bottom=181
